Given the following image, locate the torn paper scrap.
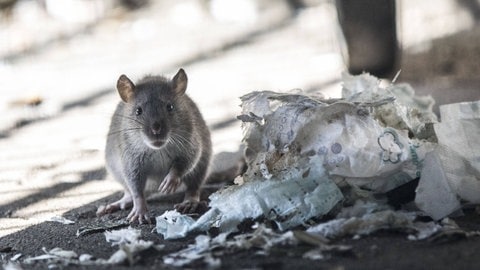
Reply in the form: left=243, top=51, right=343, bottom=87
left=434, top=101, right=480, bottom=201
left=156, top=210, right=196, bottom=240
left=10, top=253, right=23, bottom=262
left=105, top=240, right=157, bottom=266
left=104, top=227, right=142, bottom=246
left=414, top=150, right=462, bottom=220
left=416, top=100, right=480, bottom=219
left=103, top=227, right=162, bottom=265
left=47, top=216, right=75, bottom=225
left=2, top=262, right=23, bottom=270
left=24, top=247, right=78, bottom=264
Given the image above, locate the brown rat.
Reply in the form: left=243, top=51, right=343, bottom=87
left=97, top=68, right=212, bottom=224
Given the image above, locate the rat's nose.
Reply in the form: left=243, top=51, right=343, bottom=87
left=151, top=122, right=162, bottom=135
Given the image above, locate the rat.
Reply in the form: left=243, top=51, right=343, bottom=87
left=97, top=68, right=212, bottom=224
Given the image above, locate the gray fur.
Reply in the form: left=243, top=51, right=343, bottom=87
left=103, top=69, right=211, bottom=222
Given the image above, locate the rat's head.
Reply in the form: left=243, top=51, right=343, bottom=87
left=116, top=69, right=188, bottom=149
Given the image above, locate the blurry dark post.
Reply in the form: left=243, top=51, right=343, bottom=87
left=286, top=0, right=306, bottom=11
left=336, top=0, right=398, bottom=78
left=119, top=0, right=149, bottom=10
left=0, top=0, right=17, bottom=20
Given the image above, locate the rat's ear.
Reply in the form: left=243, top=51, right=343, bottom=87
left=172, top=68, right=188, bottom=96
left=117, top=74, right=135, bottom=103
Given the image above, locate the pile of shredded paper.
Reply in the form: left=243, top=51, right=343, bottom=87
left=157, top=73, right=480, bottom=240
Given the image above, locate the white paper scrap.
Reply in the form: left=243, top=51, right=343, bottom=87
left=413, top=100, right=480, bottom=219
left=415, top=150, right=462, bottom=220
left=104, top=227, right=142, bottom=246
left=24, top=247, right=78, bottom=264
left=155, top=210, right=196, bottom=239
left=47, top=216, right=75, bottom=225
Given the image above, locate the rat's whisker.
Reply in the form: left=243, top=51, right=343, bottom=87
left=169, top=133, right=196, bottom=153
left=108, top=128, right=142, bottom=136
left=112, top=114, right=146, bottom=126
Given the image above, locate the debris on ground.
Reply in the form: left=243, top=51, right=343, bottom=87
left=103, top=227, right=164, bottom=265
left=415, top=100, right=480, bottom=219
left=46, top=216, right=75, bottom=225
left=153, top=73, right=480, bottom=266
left=306, top=210, right=439, bottom=240
left=20, top=227, right=163, bottom=267
left=163, top=224, right=297, bottom=267
left=76, top=219, right=129, bottom=237
left=156, top=210, right=197, bottom=240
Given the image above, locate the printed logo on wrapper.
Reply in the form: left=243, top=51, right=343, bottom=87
left=378, top=129, right=403, bottom=164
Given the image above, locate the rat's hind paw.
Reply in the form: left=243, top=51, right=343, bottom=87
left=97, top=193, right=133, bottom=216
left=127, top=197, right=151, bottom=224
left=96, top=203, right=122, bottom=216
left=96, top=204, right=114, bottom=216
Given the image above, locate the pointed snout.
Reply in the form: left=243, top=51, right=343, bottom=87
left=151, top=122, right=162, bottom=135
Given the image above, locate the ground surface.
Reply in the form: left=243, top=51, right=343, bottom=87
left=1, top=0, right=480, bottom=269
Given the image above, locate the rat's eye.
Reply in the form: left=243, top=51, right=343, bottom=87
left=166, top=103, right=174, bottom=112
left=135, top=107, right=143, bottom=115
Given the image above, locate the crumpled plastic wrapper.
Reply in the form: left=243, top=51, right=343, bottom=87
left=157, top=166, right=343, bottom=238
left=156, top=73, right=479, bottom=240
left=239, top=81, right=433, bottom=195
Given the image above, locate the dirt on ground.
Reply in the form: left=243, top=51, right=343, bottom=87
left=2, top=191, right=480, bottom=270
left=1, top=1, right=480, bottom=269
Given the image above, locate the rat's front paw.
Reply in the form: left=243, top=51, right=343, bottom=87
left=127, top=208, right=150, bottom=224
left=158, top=170, right=181, bottom=194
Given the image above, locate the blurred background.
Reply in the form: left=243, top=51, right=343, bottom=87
left=0, top=0, right=479, bottom=236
